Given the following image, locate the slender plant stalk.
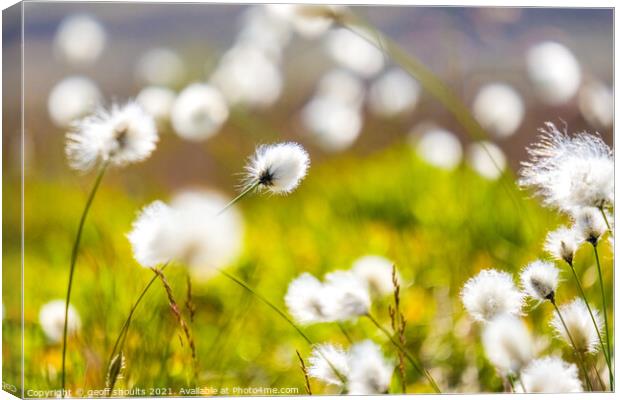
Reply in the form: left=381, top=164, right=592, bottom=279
left=551, top=300, right=594, bottom=391
left=599, top=206, right=612, bottom=232
left=365, top=313, right=441, bottom=393
left=217, top=269, right=347, bottom=385
left=516, top=373, right=527, bottom=393
left=337, top=322, right=353, bottom=344
left=566, top=260, right=612, bottom=387
left=61, top=162, right=108, bottom=395
left=296, top=350, right=313, bottom=395
left=592, top=244, right=612, bottom=390
left=217, top=181, right=260, bottom=216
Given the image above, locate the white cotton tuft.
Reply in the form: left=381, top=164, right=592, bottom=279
left=243, top=142, right=310, bottom=194
left=126, top=200, right=173, bottom=268
left=482, top=315, right=533, bottom=375
left=65, top=101, right=158, bottom=172
left=264, top=4, right=345, bottom=39
left=351, top=255, right=396, bottom=297
left=135, top=48, right=186, bottom=88
left=526, top=41, right=581, bottom=105
left=307, top=343, right=349, bottom=387
left=467, top=141, right=507, bottom=180
left=550, top=298, right=602, bottom=354
left=285, top=273, right=330, bottom=325
left=54, top=14, right=106, bottom=66
left=48, top=76, right=102, bottom=128
left=518, top=356, right=583, bottom=393
left=321, top=270, right=371, bottom=321
left=39, top=300, right=81, bottom=344
left=461, top=269, right=524, bottom=322
left=544, top=226, right=580, bottom=265
left=519, top=122, right=614, bottom=212
left=520, top=260, right=559, bottom=302
left=472, top=83, right=524, bottom=138
left=573, top=207, right=608, bottom=245
left=171, top=83, right=229, bottom=141
left=346, top=340, right=394, bottom=395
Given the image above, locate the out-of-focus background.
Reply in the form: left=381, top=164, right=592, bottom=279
left=2, top=3, right=613, bottom=396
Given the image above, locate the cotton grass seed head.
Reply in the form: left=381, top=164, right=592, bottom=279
left=461, top=269, right=524, bottom=323
left=39, top=300, right=81, bottom=344
left=321, top=270, right=371, bottom=321
left=66, top=101, right=158, bottom=172
left=351, top=255, right=396, bottom=297
left=54, top=14, right=106, bottom=67
left=519, top=122, right=614, bottom=212
left=551, top=298, right=602, bottom=354
left=544, top=226, right=580, bottom=265
left=472, top=82, right=524, bottom=138
left=346, top=340, right=394, bottom=395
left=573, top=206, right=607, bottom=245
left=285, top=273, right=330, bottom=325
left=520, top=260, right=559, bottom=302
left=307, top=343, right=349, bottom=387
left=243, top=142, right=310, bottom=194
left=482, top=315, right=533, bottom=375
left=518, top=356, right=583, bottom=393
left=171, top=83, right=229, bottom=141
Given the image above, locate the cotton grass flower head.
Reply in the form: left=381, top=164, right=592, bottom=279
left=135, top=47, right=186, bottom=88
left=551, top=298, right=602, bottom=354
left=210, top=43, right=283, bottom=109
left=346, top=340, right=394, bottom=394
left=579, top=80, right=613, bottom=129
left=482, top=315, right=533, bottom=376
left=243, top=142, right=309, bottom=194
left=285, top=273, right=330, bottom=325
left=526, top=41, right=581, bottom=105
left=519, top=122, right=614, bottom=212
left=472, top=83, right=524, bottom=138
left=48, top=76, right=102, bottom=128
left=461, top=269, right=524, bottom=322
left=321, top=270, right=371, bottom=321
left=39, top=300, right=81, bottom=344
left=411, top=124, right=463, bottom=171
left=264, top=4, right=346, bottom=39
left=518, top=356, right=583, bottom=393
left=325, top=27, right=384, bottom=78
left=136, top=86, right=176, bottom=126
left=127, top=191, right=244, bottom=280
left=66, top=101, right=158, bottom=172
left=573, top=206, right=607, bottom=245
left=520, top=260, right=559, bottom=302
left=351, top=255, right=396, bottom=297
left=171, top=83, right=229, bottom=141
left=368, top=68, right=421, bottom=117
left=307, top=343, right=349, bottom=387
left=544, top=226, right=580, bottom=265
left=54, top=14, right=106, bottom=66
left=467, top=141, right=507, bottom=180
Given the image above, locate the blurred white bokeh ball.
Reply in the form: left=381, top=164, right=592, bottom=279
left=473, top=83, right=524, bottom=138
left=369, top=68, right=421, bottom=118
left=171, top=83, right=229, bottom=141
left=467, top=141, right=506, bottom=180
left=135, top=47, right=186, bottom=88
left=48, top=76, right=102, bottom=128
left=527, top=41, right=581, bottom=105
left=579, top=80, right=613, bottom=129
left=412, top=125, right=463, bottom=171
left=54, top=14, right=106, bottom=66
left=136, top=86, right=177, bottom=126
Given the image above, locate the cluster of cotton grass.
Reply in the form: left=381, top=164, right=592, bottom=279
left=460, top=122, right=613, bottom=392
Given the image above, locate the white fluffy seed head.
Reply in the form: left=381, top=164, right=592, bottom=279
left=573, top=207, right=608, bottom=244
left=482, top=315, right=533, bottom=375
left=467, top=141, right=507, bottom=180
left=346, top=340, right=394, bottom=395
left=519, top=122, right=614, bottom=212
left=48, top=76, right=102, bottom=128
left=264, top=4, right=345, bottom=39
left=544, top=226, right=580, bottom=265
left=520, top=260, right=559, bottom=302
left=39, top=300, right=81, bottom=343
left=351, top=255, right=396, bottom=297
left=461, top=269, right=524, bottom=323
left=243, top=142, right=310, bottom=194
left=171, top=83, right=229, bottom=141
left=518, top=356, right=583, bottom=393
left=551, top=298, right=602, bottom=354
left=285, top=273, right=331, bottom=325
left=127, top=191, right=244, bottom=280
left=307, top=343, right=349, bottom=387
left=472, top=83, right=524, bottom=138
left=526, top=41, right=581, bottom=106
left=65, top=101, right=158, bottom=172
left=368, top=68, right=420, bottom=117
left=53, top=14, right=106, bottom=66
left=321, top=270, right=371, bottom=321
